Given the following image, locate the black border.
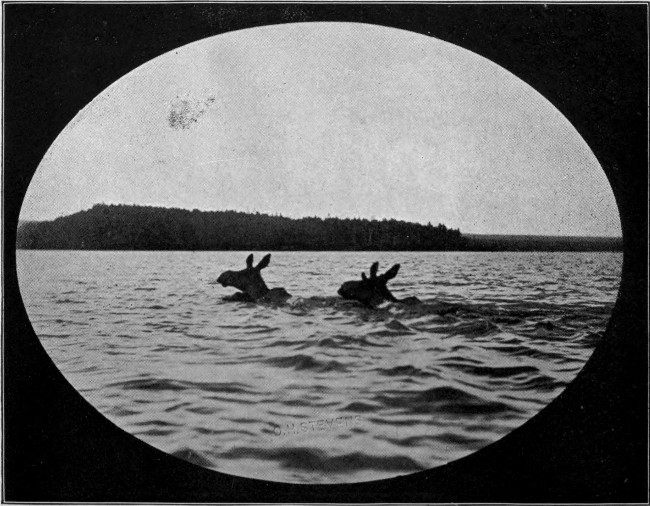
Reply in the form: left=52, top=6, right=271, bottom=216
left=3, top=2, right=648, bottom=502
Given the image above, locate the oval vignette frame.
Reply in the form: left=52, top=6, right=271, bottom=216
left=13, top=18, right=623, bottom=484
left=3, top=4, right=647, bottom=503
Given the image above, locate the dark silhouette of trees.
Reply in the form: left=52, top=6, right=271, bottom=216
left=16, top=204, right=621, bottom=251
left=16, top=204, right=466, bottom=251
left=462, top=234, right=622, bottom=252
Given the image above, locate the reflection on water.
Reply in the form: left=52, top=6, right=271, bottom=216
left=17, top=250, right=621, bottom=483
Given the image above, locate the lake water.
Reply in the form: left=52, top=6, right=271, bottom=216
left=16, top=250, right=621, bottom=483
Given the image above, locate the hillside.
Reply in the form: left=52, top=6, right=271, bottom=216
left=16, top=204, right=622, bottom=252
left=16, top=204, right=465, bottom=251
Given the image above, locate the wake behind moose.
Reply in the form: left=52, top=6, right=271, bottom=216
left=217, top=253, right=290, bottom=303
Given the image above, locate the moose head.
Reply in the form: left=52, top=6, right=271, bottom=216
left=337, top=262, right=403, bottom=307
left=217, top=253, right=290, bottom=302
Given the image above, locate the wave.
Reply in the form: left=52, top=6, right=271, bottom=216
left=374, top=386, right=520, bottom=416
left=107, top=378, right=257, bottom=395
left=449, top=363, right=540, bottom=379
left=264, top=354, right=349, bottom=373
left=378, top=432, right=491, bottom=448
left=53, top=298, right=86, bottom=304
left=171, top=447, right=215, bottom=468
left=218, top=446, right=426, bottom=474
left=341, top=401, right=380, bottom=412
left=376, top=365, right=436, bottom=377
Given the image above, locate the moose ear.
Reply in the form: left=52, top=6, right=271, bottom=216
left=246, top=254, right=254, bottom=268
left=256, top=253, right=271, bottom=271
left=361, top=272, right=368, bottom=281
left=383, top=264, right=400, bottom=280
left=369, top=262, right=379, bottom=279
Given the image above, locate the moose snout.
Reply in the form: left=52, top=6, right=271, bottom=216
left=337, top=281, right=356, bottom=299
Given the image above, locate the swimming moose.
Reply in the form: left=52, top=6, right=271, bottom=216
left=337, top=262, right=420, bottom=308
left=217, top=253, right=291, bottom=303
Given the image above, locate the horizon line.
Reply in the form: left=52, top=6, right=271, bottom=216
left=19, top=202, right=623, bottom=240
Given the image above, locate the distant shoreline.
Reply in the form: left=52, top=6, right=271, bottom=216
left=16, top=204, right=623, bottom=253
left=461, top=233, right=622, bottom=252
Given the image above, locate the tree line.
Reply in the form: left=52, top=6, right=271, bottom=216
left=16, top=204, right=466, bottom=251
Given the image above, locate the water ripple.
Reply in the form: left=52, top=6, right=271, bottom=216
left=18, top=250, right=621, bottom=484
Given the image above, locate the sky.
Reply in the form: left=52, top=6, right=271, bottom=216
left=20, top=22, right=621, bottom=236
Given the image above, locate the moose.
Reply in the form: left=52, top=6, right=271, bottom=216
left=216, top=254, right=420, bottom=308
left=337, top=261, right=421, bottom=308
left=216, top=253, right=291, bottom=303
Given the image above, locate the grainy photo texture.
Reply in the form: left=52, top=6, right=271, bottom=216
left=4, top=2, right=647, bottom=502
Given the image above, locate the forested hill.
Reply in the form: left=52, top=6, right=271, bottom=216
left=16, top=204, right=465, bottom=251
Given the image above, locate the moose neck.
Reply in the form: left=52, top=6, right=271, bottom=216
left=246, top=280, right=270, bottom=300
